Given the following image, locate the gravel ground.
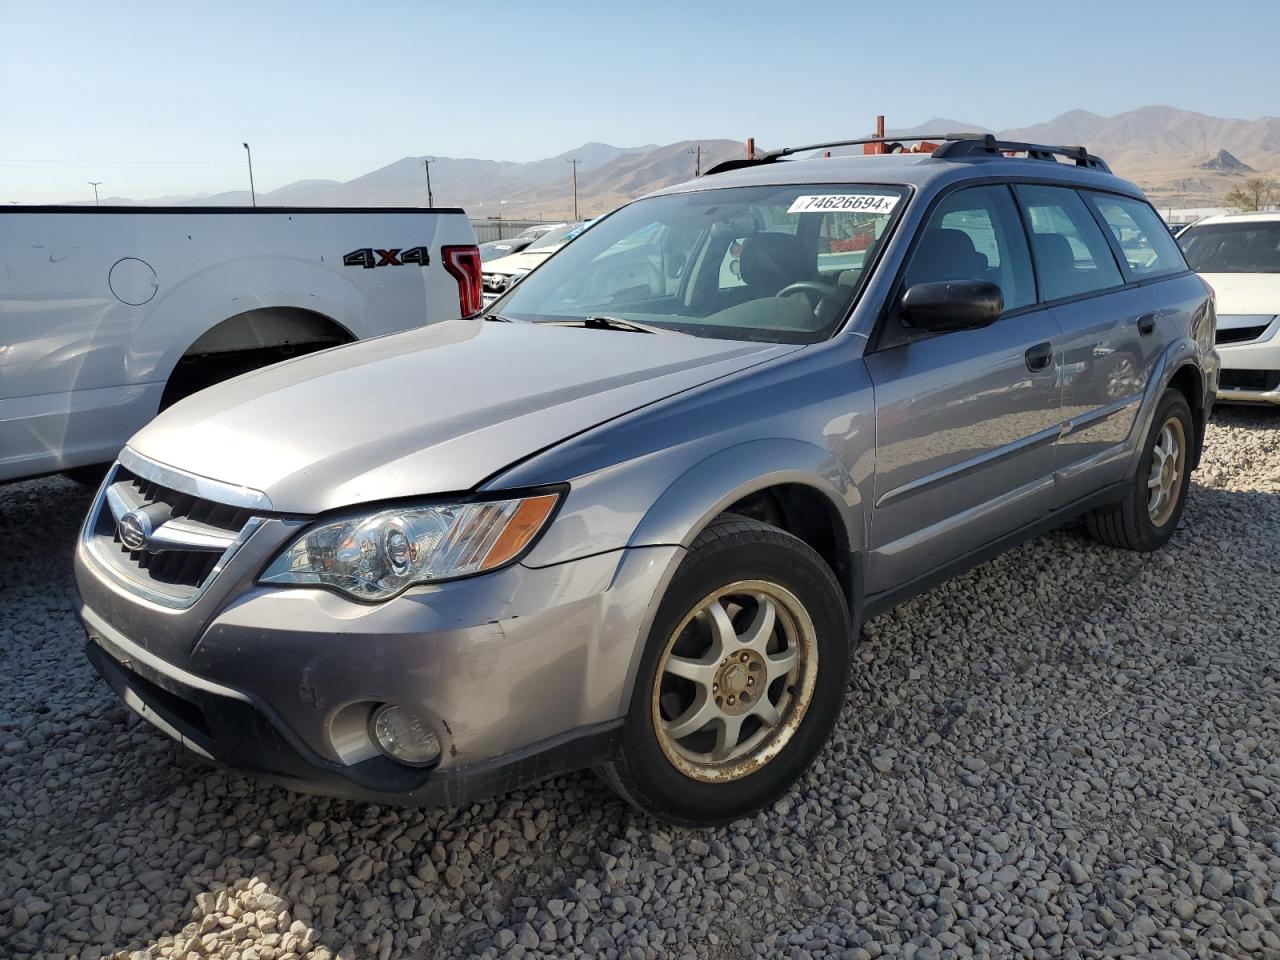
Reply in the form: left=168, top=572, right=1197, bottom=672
left=3, top=407, right=1280, bottom=960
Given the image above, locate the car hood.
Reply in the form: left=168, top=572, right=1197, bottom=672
left=1200, top=272, right=1280, bottom=317
left=482, top=249, right=556, bottom=274
left=129, top=318, right=797, bottom=514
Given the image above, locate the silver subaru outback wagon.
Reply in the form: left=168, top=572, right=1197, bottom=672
left=76, top=135, right=1218, bottom=826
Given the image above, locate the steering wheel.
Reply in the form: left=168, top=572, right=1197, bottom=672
left=776, top=280, right=841, bottom=311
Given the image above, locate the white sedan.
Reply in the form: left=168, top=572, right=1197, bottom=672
left=1179, top=212, right=1280, bottom=404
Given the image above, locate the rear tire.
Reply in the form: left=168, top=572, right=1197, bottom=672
left=1084, top=388, right=1193, bottom=552
left=598, top=516, right=851, bottom=826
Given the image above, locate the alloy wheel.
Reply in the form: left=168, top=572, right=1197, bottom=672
left=1147, top=416, right=1186, bottom=527
left=651, top=580, right=818, bottom=783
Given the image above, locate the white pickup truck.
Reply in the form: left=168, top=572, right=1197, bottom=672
left=1, top=205, right=480, bottom=483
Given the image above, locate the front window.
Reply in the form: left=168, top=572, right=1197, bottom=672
left=903, top=184, right=1036, bottom=311
left=489, top=184, right=906, bottom=343
left=1179, top=221, right=1280, bottom=273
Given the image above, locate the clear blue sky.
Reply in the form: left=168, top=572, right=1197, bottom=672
left=3, top=0, right=1276, bottom=203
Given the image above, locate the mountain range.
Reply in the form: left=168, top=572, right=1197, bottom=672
left=92, top=106, right=1280, bottom=216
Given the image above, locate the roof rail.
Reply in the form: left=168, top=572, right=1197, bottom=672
left=702, top=132, right=1110, bottom=177
left=931, top=134, right=1111, bottom=172
left=702, top=133, right=981, bottom=177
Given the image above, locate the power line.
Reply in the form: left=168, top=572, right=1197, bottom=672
left=0, top=156, right=405, bottom=166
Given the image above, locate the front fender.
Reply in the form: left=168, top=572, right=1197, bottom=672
left=521, top=436, right=864, bottom=570
left=628, top=437, right=861, bottom=554
left=576, top=438, right=864, bottom=721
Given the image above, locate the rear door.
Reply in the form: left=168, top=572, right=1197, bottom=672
left=1085, top=189, right=1203, bottom=389
left=1013, top=186, right=1170, bottom=505
left=865, top=184, right=1062, bottom=594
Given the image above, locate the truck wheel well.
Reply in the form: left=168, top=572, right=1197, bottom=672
left=1168, top=364, right=1205, bottom=468
left=720, top=483, right=855, bottom=609
left=160, top=307, right=353, bottom=410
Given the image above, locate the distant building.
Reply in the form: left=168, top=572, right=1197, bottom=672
left=1161, top=206, right=1231, bottom=226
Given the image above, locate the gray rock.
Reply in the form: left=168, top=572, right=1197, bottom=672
left=6, top=411, right=1280, bottom=960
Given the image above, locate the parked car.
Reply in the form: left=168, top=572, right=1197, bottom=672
left=76, top=136, right=1216, bottom=825
left=478, top=223, right=568, bottom=262
left=0, top=205, right=480, bottom=484
left=481, top=221, right=591, bottom=304
left=1177, top=212, right=1280, bottom=403
left=479, top=237, right=534, bottom=261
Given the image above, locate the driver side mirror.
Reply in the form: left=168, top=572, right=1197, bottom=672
left=901, top=280, right=1003, bottom=332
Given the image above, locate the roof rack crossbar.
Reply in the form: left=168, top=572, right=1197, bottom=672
left=931, top=134, right=1111, bottom=172
left=702, top=132, right=1110, bottom=177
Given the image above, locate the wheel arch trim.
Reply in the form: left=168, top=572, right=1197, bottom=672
left=626, top=437, right=863, bottom=557
left=1125, top=337, right=1207, bottom=475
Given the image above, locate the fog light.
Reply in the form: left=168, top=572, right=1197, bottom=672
left=369, top=704, right=441, bottom=766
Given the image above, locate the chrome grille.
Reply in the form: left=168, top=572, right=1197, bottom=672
left=482, top=272, right=510, bottom=295
left=84, top=458, right=265, bottom=607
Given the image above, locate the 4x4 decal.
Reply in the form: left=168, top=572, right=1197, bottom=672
left=343, top=246, right=431, bottom=269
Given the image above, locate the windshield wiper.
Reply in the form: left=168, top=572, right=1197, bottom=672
left=575, top=314, right=685, bottom=335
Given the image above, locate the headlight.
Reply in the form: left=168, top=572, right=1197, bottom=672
left=260, top=492, right=560, bottom=601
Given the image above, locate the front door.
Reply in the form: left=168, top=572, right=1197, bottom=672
left=865, top=184, right=1062, bottom=595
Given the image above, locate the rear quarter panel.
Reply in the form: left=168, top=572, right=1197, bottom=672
left=0, top=209, right=473, bottom=478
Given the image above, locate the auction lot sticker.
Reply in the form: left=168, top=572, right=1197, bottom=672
left=788, top=194, right=899, bottom=214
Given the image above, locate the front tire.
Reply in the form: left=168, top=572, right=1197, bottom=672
left=1084, top=388, right=1193, bottom=551
left=598, top=516, right=851, bottom=826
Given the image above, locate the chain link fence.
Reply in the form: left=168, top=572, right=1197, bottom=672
left=470, top=219, right=558, bottom=243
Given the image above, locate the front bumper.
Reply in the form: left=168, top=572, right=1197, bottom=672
left=76, top=523, right=680, bottom=805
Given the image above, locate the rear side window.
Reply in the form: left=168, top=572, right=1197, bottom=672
left=903, top=184, right=1036, bottom=310
left=1015, top=184, right=1123, bottom=301
left=1086, top=193, right=1188, bottom=278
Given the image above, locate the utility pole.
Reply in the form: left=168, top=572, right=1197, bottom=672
left=688, top=145, right=701, bottom=177
left=567, top=157, right=580, bottom=220
left=422, top=158, right=435, bottom=207
left=242, top=142, right=257, bottom=207
left=88, top=181, right=102, bottom=206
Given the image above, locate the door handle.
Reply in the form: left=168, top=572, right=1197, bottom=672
left=1025, top=342, right=1053, bottom=373
left=1137, top=313, right=1157, bottom=336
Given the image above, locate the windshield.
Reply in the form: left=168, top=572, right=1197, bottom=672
left=517, top=223, right=560, bottom=240
left=489, top=184, right=906, bottom=343
left=527, top=222, right=588, bottom=251
left=1179, top=221, right=1280, bottom=273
